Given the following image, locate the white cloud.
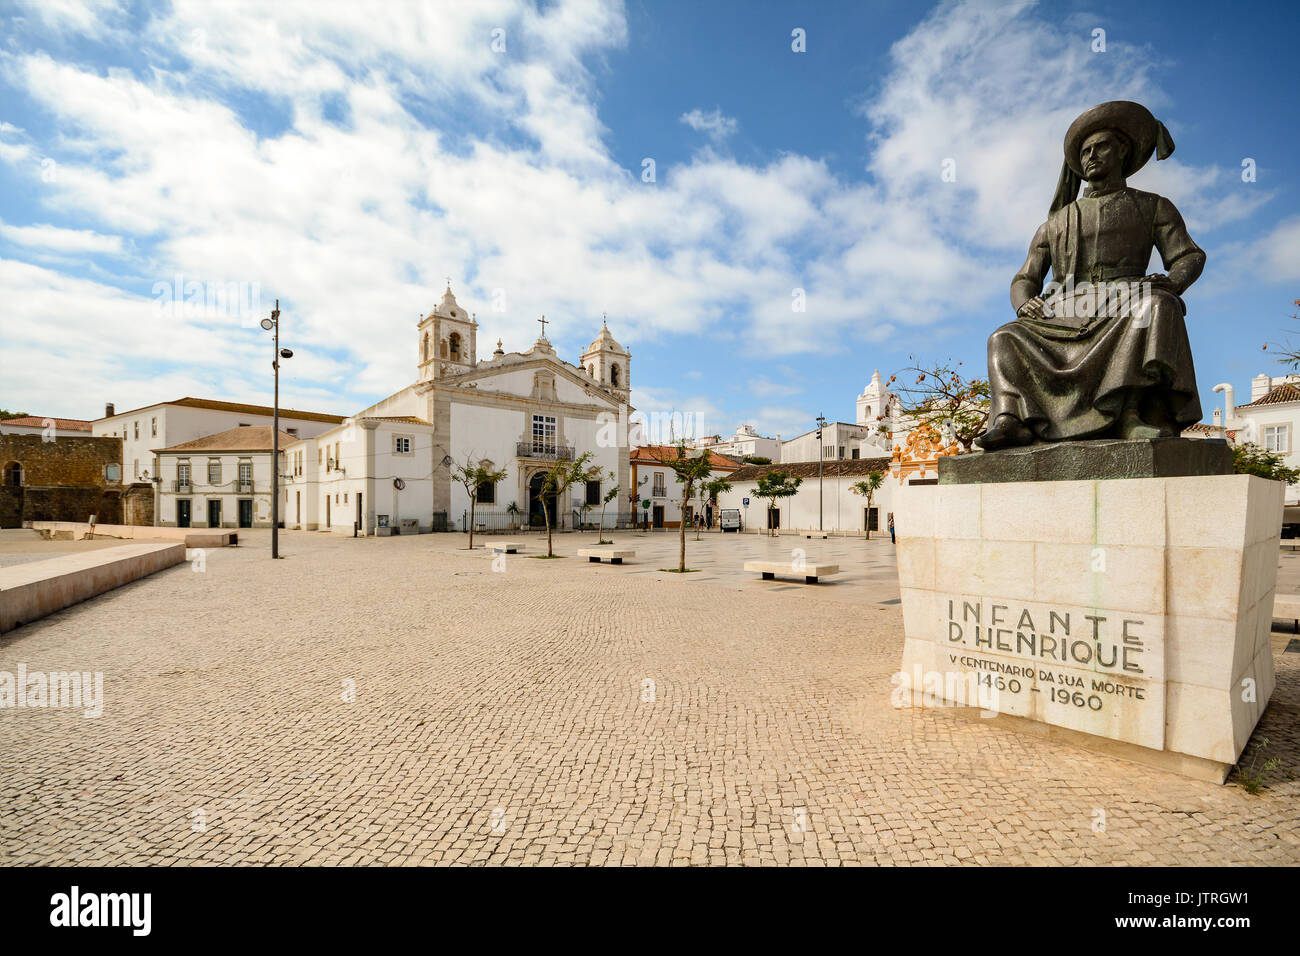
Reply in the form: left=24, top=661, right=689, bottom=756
left=0, top=0, right=1278, bottom=424
left=680, top=108, right=738, bottom=141
left=0, top=220, right=123, bottom=254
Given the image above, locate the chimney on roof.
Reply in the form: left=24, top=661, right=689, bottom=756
left=105, top=402, right=115, bottom=417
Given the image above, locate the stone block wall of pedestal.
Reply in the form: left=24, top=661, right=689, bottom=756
left=896, top=474, right=1282, bottom=779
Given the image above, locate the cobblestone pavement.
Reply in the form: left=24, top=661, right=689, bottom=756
left=1, top=530, right=1297, bottom=866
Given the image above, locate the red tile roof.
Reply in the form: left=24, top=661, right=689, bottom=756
left=1238, top=383, right=1300, bottom=408
left=156, top=426, right=299, bottom=453
left=1, top=416, right=92, bottom=431
left=630, top=445, right=742, bottom=470
left=97, top=397, right=345, bottom=423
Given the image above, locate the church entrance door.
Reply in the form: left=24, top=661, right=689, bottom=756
left=528, top=472, right=552, bottom=528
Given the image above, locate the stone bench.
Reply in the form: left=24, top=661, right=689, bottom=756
left=1273, top=594, right=1300, bottom=631
left=0, top=542, right=187, bottom=633
left=491, top=541, right=525, bottom=554
left=578, top=548, right=634, bottom=564
left=744, top=560, right=840, bottom=584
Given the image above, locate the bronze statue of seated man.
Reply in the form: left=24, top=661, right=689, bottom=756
left=977, top=101, right=1206, bottom=452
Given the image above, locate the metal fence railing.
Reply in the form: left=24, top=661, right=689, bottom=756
left=460, top=508, right=644, bottom=533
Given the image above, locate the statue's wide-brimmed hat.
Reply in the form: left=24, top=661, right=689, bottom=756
left=1063, top=100, right=1175, bottom=178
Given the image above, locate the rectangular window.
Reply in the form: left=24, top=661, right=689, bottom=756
left=207, top=459, right=221, bottom=485
left=133, top=459, right=140, bottom=479
left=133, top=421, right=139, bottom=440
left=178, top=461, right=191, bottom=484
left=238, top=461, right=252, bottom=487
left=151, top=417, right=157, bottom=437
left=586, top=479, right=601, bottom=506
left=318, top=448, right=323, bottom=466
left=477, top=482, right=496, bottom=504
left=335, top=442, right=341, bottom=467
left=1264, top=424, right=1289, bottom=454
left=851, top=448, right=860, bottom=459
left=652, top=472, right=665, bottom=498
left=838, top=446, right=846, bottom=459
left=394, top=435, right=412, bottom=455
left=531, top=415, right=557, bottom=453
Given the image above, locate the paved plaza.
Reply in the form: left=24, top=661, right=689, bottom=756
left=1, top=528, right=1298, bottom=865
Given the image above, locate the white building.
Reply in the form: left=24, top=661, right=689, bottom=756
left=93, top=397, right=344, bottom=486
left=1198, top=372, right=1300, bottom=527
left=693, top=425, right=782, bottom=462
left=629, top=445, right=742, bottom=528
left=283, top=285, right=634, bottom=535
left=154, top=426, right=295, bottom=528
left=716, top=457, right=896, bottom=534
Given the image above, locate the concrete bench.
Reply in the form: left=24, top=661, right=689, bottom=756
left=0, top=542, right=186, bottom=633
left=744, top=560, right=840, bottom=584
left=492, top=541, right=525, bottom=554
left=578, top=548, right=634, bottom=564
left=1273, top=594, right=1300, bottom=631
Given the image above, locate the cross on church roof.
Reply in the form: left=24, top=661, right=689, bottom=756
left=538, top=315, right=548, bottom=337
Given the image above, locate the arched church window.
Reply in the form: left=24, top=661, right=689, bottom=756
left=4, top=461, right=21, bottom=487
left=449, top=332, right=461, bottom=361
left=610, top=364, right=621, bottom=387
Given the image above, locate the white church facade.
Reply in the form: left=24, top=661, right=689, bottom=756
left=282, top=285, right=633, bottom=534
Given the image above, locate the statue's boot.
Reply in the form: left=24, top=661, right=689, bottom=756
left=975, top=414, right=1035, bottom=451
left=1119, top=408, right=1171, bottom=440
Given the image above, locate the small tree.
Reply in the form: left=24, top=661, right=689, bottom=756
left=1233, top=442, right=1300, bottom=483
left=647, top=442, right=714, bottom=572
left=596, top=471, right=620, bottom=544
left=538, top=452, right=596, bottom=557
left=451, top=457, right=507, bottom=550
left=849, top=471, right=886, bottom=539
left=754, top=470, right=803, bottom=536
left=703, top=476, right=733, bottom=532
left=889, top=357, right=990, bottom=453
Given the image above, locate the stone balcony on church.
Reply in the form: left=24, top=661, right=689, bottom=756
left=515, top=441, right=574, bottom=461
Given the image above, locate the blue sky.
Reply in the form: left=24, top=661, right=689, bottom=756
left=1, top=0, right=1297, bottom=440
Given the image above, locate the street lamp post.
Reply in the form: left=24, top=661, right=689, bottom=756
left=816, top=413, right=826, bottom=532
left=261, top=301, right=293, bottom=559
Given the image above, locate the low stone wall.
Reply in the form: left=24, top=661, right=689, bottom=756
left=0, top=542, right=186, bottom=633
left=26, top=521, right=236, bottom=548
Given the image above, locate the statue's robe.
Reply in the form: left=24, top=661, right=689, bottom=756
left=988, top=185, right=1204, bottom=441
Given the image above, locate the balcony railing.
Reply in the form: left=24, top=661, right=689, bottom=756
left=237, top=481, right=253, bottom=493
left=173, top=480, right=191, bottom=493
left=516, top=441, right=574, bottom=460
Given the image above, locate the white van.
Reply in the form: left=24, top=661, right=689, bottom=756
left=719, top=509, right=742, bottom=532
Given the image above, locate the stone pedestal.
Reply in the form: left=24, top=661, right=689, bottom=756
left=896, top=473, right=1282, bottom=783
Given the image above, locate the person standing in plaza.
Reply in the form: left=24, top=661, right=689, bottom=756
left=888, top=512, right=895, bottom=544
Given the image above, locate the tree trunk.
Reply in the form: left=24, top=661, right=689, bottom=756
left=678, top=484, right=689, bottom=572
left=542, top=498, right=552, bottom=556
left=469, top=496, right=476, bottom=549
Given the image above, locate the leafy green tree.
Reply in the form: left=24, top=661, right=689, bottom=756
left=742, top=455, right=771, bottom=465
left=538, top=452, right=597, bottom=557
left=0, top=409, right=31, bottom=420
left=849, top=470, right=886, bottom=539
left=451, top=457, right=508, bottom=550
left=754, top=470, right=803, bottom=536
left=1232, top=442, right=1300, bottom=483
left=596, top=471, right=620, bottom=544
left=647, top=442, right=714, bottom=571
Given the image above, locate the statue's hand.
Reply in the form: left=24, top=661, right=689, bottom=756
left=1142, top=273, right=1176, bottom=292
left=1016, top=296, right=1046, bottom=321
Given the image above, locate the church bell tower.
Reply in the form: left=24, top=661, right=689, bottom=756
left=418, top=282, right=477, bottom=382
